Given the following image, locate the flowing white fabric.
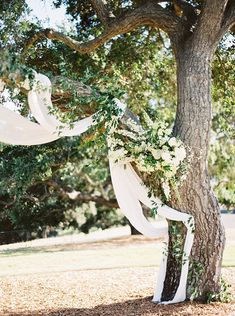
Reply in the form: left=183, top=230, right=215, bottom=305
left=0, top=106, right=59, bottom=145
left=0, top=73, right=195, bottom=304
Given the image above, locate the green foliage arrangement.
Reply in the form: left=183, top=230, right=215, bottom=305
left=108, top=113, right=188, bottom=201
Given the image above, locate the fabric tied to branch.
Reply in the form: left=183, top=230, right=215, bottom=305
left=0, top=73, right=163, bottom=237
left=0, top=73, right=195, bottom=304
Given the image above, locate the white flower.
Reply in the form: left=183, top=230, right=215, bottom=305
left=171, top=165, right=177, bottom=174
left=109, top=148, right=128, bottom=162
left=162, top=145, right=169, bottom=151
left=152, top=121, right=160, bottom=130
left=143, top=112, right=153, bottom=126
left=175, top=146, right=186, bottom=161
left=107, top=135, right=125, bottom=149
left=116, top=129, right=136, bottom=140
left=161, top=151, right=172, bottom=164
left=0, top=79, right=5, bottom=92
left=140, top=142, right=148, bottom=150
left=159, top=136, right=168, bottom=146
left=133, top=146, right=141, bottom=153
left=169, top=137, right=178, bottom=147
left=171, top=157, right=180, bottom=167
left=165, top=128, right=172, bottom=135
left=127, top=119, right=143, bottom=133
left=162, top=182, right=171, bottom=199
left=149, top=148, right=161, bottom=160
left=12, top=88, right=20, bottom=97
left=136, top=161, right=154, bottom=174
left=165, top=170, right=174, bottom=178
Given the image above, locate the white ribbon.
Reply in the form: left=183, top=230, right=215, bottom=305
left=0, top=73, right=194, bottom=304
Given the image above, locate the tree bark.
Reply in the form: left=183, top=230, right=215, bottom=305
left=160, top=46, right=226, bottom=301
left=130, top=222, right=141, bottom=235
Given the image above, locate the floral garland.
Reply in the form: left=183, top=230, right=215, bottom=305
left=107, top=112, right=188, bottom=202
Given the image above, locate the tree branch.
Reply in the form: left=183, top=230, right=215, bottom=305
left=74, top=193, right=119, bottom=208
left=90, top=0, right=115, bottom=26
left=0, top=72, right=92, bottom=97
left=62, top=189, right=151, bottom=212
left=51, top=76, right=93, bottom=98
left=46, top=179, right=119, bottom=208
left=0, top=74, right=28, bottom=95
left=192, top=0, right=229, bottom=48
left=22, top=2, right=181, bottom=57
left=46, top=180, right=151, bottom=212
left=0, top=67, right=141, bottom=125
left=0, top=196, right=16, bottom=207
left=221, top=0, right=235, bottom=34
left=0, top=69, right=96, bottom=114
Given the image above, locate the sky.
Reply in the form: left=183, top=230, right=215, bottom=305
left=2, top=0, right=74, bottom=111
left=26, top=0, right=73, bottom=30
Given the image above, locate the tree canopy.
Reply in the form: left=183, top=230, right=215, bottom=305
left=0, top=0, right=234, bottom=241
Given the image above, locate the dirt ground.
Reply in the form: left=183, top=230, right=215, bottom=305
left=0, top=267, right=234, bottom=316
left=0, top=236, right=234, bottom=316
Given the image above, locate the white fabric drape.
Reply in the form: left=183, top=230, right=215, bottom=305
left=0, top=73, right=195, bottom=304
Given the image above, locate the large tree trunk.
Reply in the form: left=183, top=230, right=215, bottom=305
left=160, top=47, right=226, bottom=302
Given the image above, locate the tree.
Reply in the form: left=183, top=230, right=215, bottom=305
left=0, top=137, right=126, bottom=241
left=0, top=0, right=235, bottom=302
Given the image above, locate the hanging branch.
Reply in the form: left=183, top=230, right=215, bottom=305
left=22, top=1, right=182, bottom=58
left=45, top=179, right=118, bottom=208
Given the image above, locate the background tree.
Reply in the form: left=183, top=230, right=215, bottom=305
left=0, top=0, right=235, bottom=303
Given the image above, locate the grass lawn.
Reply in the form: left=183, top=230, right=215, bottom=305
left=0, top=237, right=234, bottom=276
left=0, top=235, right=234, bottom=316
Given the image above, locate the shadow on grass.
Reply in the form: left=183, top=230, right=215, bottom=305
left=0, top=236, right=160, bottom=257
left=5, top=297, right=201, bottom=316
left=0, top=247, right=62, bottom=257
